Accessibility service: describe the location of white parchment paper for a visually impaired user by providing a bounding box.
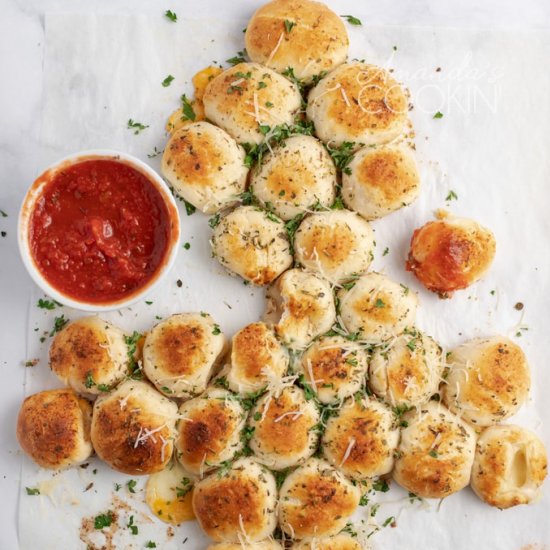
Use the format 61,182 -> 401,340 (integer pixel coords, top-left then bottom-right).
18,12 -> 550,550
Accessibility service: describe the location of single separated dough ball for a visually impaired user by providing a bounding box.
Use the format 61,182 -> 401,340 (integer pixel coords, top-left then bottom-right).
228,322 -> 289,393
322,397 -> 399,480
338,272 -> 418,344
91,380 -> 177,475
442,336 -> 530,427
294,210 -> 375,283
49,316 -> 128,397
297,335 -> 369,404
161,121 -> 248,214
292,534 -> 362,550
143,313 -> 226,398
175,388 -> 246,476
279,457 -> 361,539
307,63 -> 408,147
208,543 -> 283,550
369,329 -> 443,408
211,205 -> 293,285
248,386 -> 320,470
245,0 -> 349,83
265,268 -> 336,349
406,216 -> 496,296
251,135 -> 336,220
342,145 -> 420,220
393,402 -> 476,498
471,424 -> 548,509
193,457 -> 277,542
203,62 -> 302,145
17,388 -> 93,469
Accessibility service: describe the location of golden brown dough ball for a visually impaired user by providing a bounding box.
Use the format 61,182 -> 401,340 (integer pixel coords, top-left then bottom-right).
142,312 -> 227,398
406,216 -> 496,296
265,268 -> 336,350
342,145 -> 420,220
293,210 -> 375,283
193,457 -> 278,542
49,316 -> 128,397
16,388 -> 93,469
297,335 -> 369,404
322,397 -> 399,480
337,272 -> 418,344
227,322 -> 289,394
245,0 -> 349,83
175,388 -> 246,476
442,336 -> 530,427
471,424 -> 548,509
279,458 -> 360,539
161,121 -> 248,214
251,135 -> 337,221
393,402 -> 476,498
91,379 -> 178,475
211,206 -> 293,285
248,386 -> 320,470
369,329 -> 443,408
203,62 -> 302,145
307,63 -> 408,147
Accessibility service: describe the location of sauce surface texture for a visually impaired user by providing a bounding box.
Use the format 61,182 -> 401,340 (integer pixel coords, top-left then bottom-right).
29,159 -> 171,303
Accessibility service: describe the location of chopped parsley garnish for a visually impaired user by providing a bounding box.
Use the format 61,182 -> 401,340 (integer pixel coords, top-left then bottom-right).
127,479 -> 137,493
253,411 -> 262,421
49,315 -> 69,336
234,71 -> 252,79
25,487 -> 40,495
284,19 -> 296,33
400,283 -> 409,295
257,81 -> 267,90
326,141 -> 355,174
164,10 -> 177,22
372,478 -> 390,492
183,199 -> 196,216
183,242 -> 191,250
127,515 -> 138,535
180,94 -> 196,122
214,376 -> 229,389
212,324 -> 221,335
341,14 -> 362,25
382,516 -> 396,528
124,331 -> 143,380
176,477 -> 193,498
147,146 -> 164,158
406,337 -> 417,351
226,50 -> 247,65
284,212 -> 306,255
146,543 -> 157,549
298,374 -> 317,401
429,449 -> 438,458
331,195 -> 345,210
446,190 -> 458,201
37,298 -> 61,310
84,371 -> 95,389
359,494 -> 369,506
0,210 -> 7,217
433,111 -> 444,119
383,247 -> 389,256
374,298 -> 385,308
127,119 -> 149,134
94,511 -> 114,530
145,300 -> 153,305
209,213 -> 220,228
114,483 -> 122,491
162,74 -> 175,87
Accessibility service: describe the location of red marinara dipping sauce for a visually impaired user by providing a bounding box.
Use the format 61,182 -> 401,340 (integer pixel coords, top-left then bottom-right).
29,159 -> 174,304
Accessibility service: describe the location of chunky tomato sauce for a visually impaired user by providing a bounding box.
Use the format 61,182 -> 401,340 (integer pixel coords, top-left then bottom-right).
29,159 -> 172,303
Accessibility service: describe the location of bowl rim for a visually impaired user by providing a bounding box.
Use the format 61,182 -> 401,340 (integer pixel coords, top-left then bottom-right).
18,149 -> 181,312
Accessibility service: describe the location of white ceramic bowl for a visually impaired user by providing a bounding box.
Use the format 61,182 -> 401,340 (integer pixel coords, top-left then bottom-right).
18,150 -> 181,312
